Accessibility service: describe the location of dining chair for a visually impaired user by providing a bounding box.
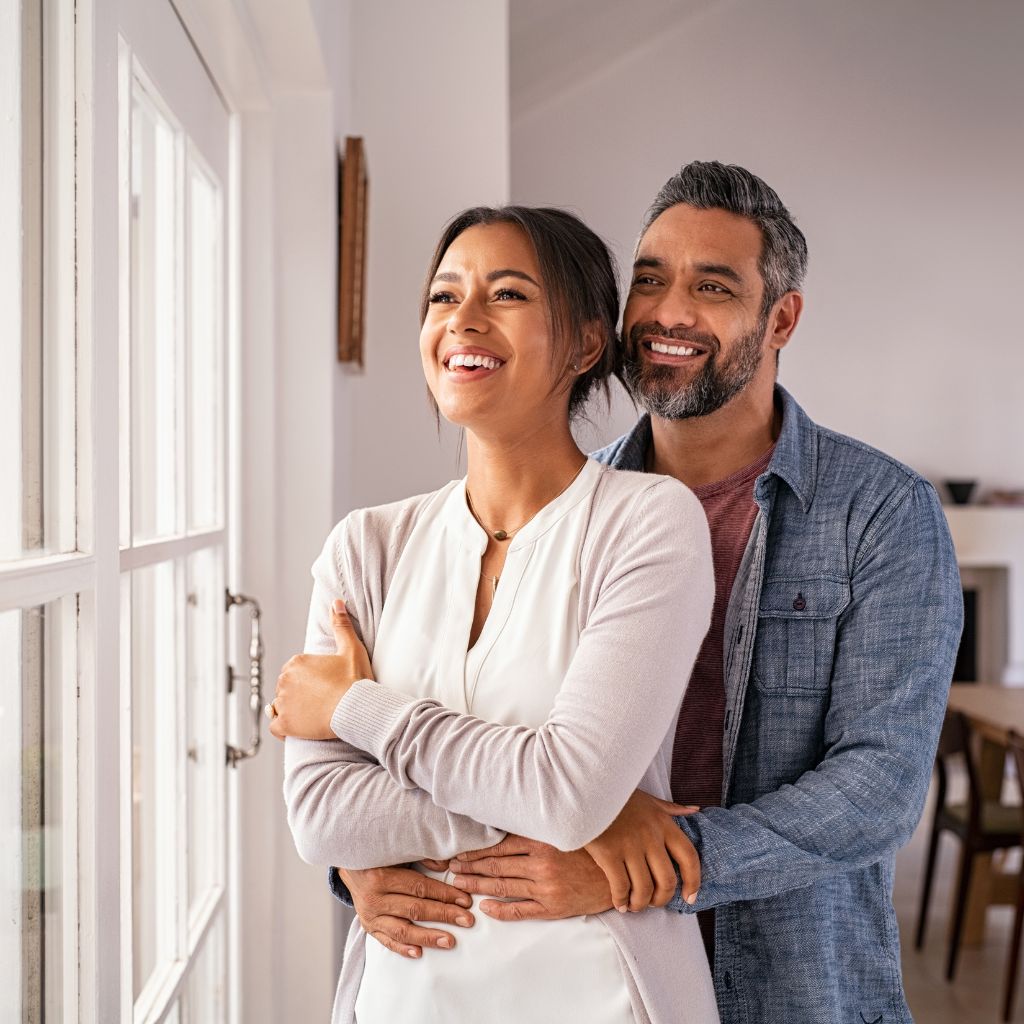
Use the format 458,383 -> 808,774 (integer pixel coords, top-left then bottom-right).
914,709 -> 1023,983
999,731 -> 1024,1021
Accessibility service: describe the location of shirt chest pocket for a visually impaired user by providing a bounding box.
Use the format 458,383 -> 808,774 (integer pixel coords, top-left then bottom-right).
752,577 -> 851,696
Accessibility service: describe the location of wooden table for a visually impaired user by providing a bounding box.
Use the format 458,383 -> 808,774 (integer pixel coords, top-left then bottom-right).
946,683 -> 1024,944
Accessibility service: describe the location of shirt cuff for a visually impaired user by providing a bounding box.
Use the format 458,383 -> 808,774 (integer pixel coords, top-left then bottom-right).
328,866 -> 354,908
331,678 -> 418,758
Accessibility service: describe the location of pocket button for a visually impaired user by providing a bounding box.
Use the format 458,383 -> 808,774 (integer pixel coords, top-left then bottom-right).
792,593 -> 806,611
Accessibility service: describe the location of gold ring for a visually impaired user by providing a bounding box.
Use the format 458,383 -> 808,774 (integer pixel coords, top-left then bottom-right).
264,702 -> 278,720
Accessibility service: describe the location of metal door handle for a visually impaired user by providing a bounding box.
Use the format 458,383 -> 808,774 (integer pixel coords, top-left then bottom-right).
225,589 -> 265,767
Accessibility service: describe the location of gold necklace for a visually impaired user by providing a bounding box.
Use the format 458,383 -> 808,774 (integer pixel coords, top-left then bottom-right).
480,570 -> 500,598
465,460 -> 588,542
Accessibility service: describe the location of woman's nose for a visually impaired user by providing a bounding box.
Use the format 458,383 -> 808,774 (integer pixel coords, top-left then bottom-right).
447,292 -> 487,335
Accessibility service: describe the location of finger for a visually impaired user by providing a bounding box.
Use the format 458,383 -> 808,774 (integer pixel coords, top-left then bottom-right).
331,599 -> 358,653
451,875 -> 533,900
652,797 -> 700,816
667,832 -> 702,905
369,913 -> 463,951
449,855 -> 533,879
418,858 -> 451,873
647,849 -> 680,908
625,854 -> 655,912
378,896 -> 475,928
590,852 -> 631,913
383,869 -> 473,908
457,835 -> 542,861
366,915 -> 429,958
478,899 -> 549,922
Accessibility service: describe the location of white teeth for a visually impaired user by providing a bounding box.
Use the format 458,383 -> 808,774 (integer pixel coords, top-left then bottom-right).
650,341 -> 698,357
445,353 -> 502,370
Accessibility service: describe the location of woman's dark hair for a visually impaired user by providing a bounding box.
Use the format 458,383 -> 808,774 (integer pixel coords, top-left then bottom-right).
421,205 -> 619,420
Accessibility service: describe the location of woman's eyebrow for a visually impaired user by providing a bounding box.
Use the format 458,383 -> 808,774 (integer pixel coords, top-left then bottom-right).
486,268 -> 540,287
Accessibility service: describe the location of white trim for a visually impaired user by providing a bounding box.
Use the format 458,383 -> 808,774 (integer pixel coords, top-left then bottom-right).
119,530 -> 226,573
0,553 -> 94,612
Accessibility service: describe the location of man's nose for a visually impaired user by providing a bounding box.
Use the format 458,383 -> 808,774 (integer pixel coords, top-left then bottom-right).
650,284 -> 698,330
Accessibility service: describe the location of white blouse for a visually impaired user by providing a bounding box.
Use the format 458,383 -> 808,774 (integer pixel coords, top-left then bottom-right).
354,459 -> 636,1023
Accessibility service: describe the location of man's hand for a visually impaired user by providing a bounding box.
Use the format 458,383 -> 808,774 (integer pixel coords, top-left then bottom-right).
449,836 -> 613,921
585,789 -> 701,912
339,865 -> 475,959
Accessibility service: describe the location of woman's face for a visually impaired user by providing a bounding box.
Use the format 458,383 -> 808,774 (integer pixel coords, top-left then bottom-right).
420,222 -> 570,436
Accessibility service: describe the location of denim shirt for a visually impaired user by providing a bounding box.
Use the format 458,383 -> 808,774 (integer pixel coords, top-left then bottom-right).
592,386 -> 963,1024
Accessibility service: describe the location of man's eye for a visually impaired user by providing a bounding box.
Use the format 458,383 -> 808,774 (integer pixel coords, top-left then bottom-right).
698,282 -> 730,295
494,288 -> 527,301
631,275 -> 660,287
428,291 -> 457,304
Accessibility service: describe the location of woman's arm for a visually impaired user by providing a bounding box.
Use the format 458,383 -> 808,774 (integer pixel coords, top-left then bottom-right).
283,523 -> 504,869
330,479 -> 714,852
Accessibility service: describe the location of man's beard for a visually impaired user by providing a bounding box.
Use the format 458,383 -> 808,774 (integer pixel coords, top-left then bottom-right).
620,314 -> 769,420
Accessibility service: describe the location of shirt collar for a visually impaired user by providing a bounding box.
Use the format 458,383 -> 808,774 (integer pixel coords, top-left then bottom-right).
604,385 -> 818,512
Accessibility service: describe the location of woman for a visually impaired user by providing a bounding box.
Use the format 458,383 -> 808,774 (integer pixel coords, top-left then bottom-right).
272,206 -> 718,1023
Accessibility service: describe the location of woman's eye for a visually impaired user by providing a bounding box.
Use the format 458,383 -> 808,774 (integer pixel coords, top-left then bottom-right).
428,291 -> 457,304
631,275 -> 660,287
494,287 -> 526,301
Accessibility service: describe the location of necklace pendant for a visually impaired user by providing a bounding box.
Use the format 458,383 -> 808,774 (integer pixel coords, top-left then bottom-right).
493,530 -> 508,541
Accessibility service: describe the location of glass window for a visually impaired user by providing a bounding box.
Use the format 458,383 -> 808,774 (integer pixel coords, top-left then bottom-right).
129,85 -> 181,544
129,560 -> 179,998
0,601 -> 68,1022
187,158 -> 224,532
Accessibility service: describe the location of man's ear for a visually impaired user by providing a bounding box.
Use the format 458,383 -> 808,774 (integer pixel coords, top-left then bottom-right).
767,291 -> 803,354
577,320 -> 607,375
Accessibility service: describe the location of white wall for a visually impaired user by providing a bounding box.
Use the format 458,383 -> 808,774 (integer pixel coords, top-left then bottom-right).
511,0 -> 1024,494
339,0 -> 511,513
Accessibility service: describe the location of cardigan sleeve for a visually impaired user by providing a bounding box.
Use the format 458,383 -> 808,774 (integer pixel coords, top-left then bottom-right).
283,519 -> 505,869
330,478 -> 714,852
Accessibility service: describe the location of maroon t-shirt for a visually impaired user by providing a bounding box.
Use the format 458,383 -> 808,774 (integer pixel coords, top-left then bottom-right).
670,445 -> 774,808
670,447 -> 774,962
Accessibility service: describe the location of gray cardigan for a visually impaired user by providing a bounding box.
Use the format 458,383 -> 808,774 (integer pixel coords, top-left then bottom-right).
284,465 -> 719,1023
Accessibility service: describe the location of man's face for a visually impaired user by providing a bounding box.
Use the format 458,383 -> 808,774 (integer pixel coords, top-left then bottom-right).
621,204 -> 772,420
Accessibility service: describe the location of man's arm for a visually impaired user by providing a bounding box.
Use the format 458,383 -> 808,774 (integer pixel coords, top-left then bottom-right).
669,479 -> 962,911
451,480 -> 962,918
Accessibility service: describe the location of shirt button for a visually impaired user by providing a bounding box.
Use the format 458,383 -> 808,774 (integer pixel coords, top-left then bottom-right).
793,593 -> 806,611
723,971 -> 733,990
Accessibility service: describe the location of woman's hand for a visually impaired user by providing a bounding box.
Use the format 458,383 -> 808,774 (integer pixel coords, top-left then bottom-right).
584,789 -> 701,913
269,599 -> 374,740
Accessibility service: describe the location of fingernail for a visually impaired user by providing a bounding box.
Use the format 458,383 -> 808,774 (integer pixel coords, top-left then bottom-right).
685,892 -> 698,905
455,915 -> 472,927
682,805 -> 700,812
332,599 -> 345,614
456,896 -> 472,908
408,947 -> 421,958
437,936 -> 452,948
450,860 -> 464,872
616,905 -> 627,914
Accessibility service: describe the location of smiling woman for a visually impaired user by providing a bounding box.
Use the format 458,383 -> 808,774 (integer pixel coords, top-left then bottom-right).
275,205 -> 720,1024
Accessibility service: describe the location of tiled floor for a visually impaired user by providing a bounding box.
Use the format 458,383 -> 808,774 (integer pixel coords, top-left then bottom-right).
896,777 -> 1021,1022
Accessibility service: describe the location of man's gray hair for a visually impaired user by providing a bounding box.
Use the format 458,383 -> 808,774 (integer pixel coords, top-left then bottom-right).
640,161 -> 808,312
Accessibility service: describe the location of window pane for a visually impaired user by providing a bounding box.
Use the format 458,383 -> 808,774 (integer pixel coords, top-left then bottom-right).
130,560 -> 178,998
0,602 -> 66,1022
183,917 -> 225,1023
129,84 -> 180,544
0,0 -> 72,563
187,160 -> 223,532
186,546 -> 224,912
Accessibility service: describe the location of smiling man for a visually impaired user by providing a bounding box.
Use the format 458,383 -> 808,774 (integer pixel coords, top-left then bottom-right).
331,162 -> 964,1023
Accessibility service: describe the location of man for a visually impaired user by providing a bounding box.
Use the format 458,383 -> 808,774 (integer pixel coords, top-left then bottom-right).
332,162 -> 963,1022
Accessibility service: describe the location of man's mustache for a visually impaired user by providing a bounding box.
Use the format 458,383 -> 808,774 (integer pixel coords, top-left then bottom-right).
626,321 -> 721,355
